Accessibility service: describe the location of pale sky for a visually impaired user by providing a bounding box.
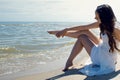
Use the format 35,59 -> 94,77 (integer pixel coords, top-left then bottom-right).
0,0 -> 120,22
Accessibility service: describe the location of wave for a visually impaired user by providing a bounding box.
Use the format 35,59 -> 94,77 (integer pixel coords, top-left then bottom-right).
0,47 -> 20,53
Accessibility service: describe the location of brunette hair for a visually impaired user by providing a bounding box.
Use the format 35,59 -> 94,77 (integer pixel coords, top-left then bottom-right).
96,4 -> 120,52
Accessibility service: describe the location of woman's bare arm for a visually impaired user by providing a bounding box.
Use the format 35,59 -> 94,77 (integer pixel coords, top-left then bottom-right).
66,22 -> 99,31
56,22 -> 99,37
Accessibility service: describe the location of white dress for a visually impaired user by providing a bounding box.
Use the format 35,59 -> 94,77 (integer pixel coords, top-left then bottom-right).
79,33 -> 117,76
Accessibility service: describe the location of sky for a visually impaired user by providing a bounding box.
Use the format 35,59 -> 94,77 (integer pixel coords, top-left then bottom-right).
0,0 -> 120,22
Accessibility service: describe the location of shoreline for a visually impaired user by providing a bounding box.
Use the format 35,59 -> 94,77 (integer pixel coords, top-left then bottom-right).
1,49 -> 120,80
16,54 -> 120,80
0,49 -> 88,80
0,57 -> 67,80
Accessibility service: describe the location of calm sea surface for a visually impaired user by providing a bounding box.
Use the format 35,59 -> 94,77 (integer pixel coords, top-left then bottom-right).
0,22 -> 99,76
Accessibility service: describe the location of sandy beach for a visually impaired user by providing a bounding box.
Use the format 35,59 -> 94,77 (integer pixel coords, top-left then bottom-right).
0,49 -> 120,80
16,54 -> 120,80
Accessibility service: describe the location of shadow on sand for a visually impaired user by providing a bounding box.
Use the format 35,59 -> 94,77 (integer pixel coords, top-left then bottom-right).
46,68 -> 120,80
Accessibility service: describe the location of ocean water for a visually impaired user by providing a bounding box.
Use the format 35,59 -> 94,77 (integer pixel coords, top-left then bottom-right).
0,22 -> 99,76
0,22 -> 80,76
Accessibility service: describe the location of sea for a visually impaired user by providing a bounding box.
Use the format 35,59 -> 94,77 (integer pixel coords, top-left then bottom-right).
0,22 -> 99,76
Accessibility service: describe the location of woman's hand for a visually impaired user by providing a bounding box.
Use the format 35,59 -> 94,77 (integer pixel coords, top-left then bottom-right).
56,28 -> 68,38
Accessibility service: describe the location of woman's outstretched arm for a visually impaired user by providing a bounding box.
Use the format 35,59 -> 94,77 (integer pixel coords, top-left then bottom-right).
65,22 -> 99,31
56,22 -> 99,38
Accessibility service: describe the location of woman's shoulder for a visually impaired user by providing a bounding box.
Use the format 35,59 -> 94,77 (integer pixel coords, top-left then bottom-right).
115,21 -> 120,28
114,21 -> 120,41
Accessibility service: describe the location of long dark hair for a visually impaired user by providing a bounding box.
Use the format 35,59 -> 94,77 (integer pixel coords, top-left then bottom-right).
96,4 -> 120,52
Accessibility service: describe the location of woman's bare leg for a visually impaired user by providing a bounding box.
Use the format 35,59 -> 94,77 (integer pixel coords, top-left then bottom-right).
63,34 -> 95,71
63,36 -> 83,71
48,30 -> 100,71
62,30 -> 100,71
48,30 -> 83,38
48,30 -> 100,44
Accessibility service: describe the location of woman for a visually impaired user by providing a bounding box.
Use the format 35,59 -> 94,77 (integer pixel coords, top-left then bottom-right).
48,4 -> 120,76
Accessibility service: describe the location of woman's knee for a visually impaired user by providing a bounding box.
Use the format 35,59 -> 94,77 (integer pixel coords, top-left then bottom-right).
76,30 -> 90,37
78,34 -> 94,54
78,34 -> 88,41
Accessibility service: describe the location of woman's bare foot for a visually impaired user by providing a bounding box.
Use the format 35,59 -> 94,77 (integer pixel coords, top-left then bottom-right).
47,31 -> 59,35
63,61 -> 73,71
